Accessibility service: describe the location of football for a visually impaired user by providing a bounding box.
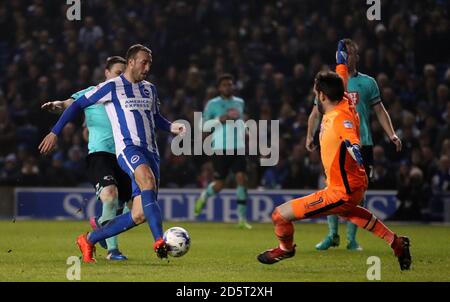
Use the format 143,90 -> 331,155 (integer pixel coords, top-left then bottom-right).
163,227 -> 191,257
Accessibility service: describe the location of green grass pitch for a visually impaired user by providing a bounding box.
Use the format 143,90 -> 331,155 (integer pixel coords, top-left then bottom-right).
0,220 -> 449,282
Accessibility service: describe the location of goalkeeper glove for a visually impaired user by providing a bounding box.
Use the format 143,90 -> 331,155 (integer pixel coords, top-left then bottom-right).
344,139 -> 363,166
336,40 -> 348,65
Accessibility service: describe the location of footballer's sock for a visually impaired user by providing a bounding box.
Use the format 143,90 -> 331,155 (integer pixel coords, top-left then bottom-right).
346,221 -> 358,242
237,203 -> 247,222
105,203 -> 130,251
345,206 -> 395,245
141,189 -> 164,241
98,197 -> 119,224
236,186 -> 248,222
272,209 -> 294,251
87,211 -> 136,245
98,198 -> 120,251
327,215 -> 339,236
122,204 -> 130,214
105,233 -> 119,251
203,182 -> 217,199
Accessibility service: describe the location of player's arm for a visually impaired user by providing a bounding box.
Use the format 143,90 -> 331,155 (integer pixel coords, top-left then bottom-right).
152,88 -> 185,136
373,102 -> 402,151
39,82 -> 113,155
306,103 -> 321,151
335,115 -> 363,165
154,102 -> 185,135
41,87 -> 95,114
226,101 -> 243,121
41,98 -> 74,114
335,40 -> 349,89
367,76 -> 402,152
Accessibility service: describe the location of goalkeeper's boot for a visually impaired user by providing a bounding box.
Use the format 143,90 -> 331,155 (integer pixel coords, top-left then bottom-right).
76,233 -> 96,263
89,216 -> 107,250
257,245 -> 296,265
153,238 -> 169,259
315,234 -> 340,250
194,192 -> 207,217
347,240 -> 363,251
391,235 -> 411,271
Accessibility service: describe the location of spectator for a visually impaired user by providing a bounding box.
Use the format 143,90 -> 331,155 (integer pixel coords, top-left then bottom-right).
43,152 -> 76,187
64,146 -> 86,184
0,153 -> 20,185
261,156 -> 290,189
78,16 -> 104,51
0,0 -> 447,224
431,155 -> 450,193
0,107 -> 16,156
161,154 -> 198,188
371,159 -> 397,190
18,157 -> 41,186
396,167 -> 432,221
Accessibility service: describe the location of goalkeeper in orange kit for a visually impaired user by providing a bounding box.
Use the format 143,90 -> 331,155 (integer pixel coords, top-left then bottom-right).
257,66 -> 412,270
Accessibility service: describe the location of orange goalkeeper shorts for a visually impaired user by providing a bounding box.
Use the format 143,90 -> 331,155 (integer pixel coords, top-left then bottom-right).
277,187 -> 366,221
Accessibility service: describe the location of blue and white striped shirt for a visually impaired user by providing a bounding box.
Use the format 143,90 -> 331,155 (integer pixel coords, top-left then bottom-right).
52,74 -> 171,157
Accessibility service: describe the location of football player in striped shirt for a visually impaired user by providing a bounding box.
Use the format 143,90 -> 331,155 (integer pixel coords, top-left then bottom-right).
39,44 -> 186,262
41,56 -> 131,261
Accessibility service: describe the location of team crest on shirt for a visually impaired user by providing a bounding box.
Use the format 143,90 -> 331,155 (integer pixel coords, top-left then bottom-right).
131,155 -> 140,164
348,92 -> 359,105
143,88 -> 150,96
343,120 -> 354,129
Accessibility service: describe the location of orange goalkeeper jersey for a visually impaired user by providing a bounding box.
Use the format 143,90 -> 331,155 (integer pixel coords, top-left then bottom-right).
319,95 -> 368,194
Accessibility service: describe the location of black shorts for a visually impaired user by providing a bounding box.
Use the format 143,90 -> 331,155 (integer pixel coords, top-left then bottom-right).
211,152 -> 247,180
361,145 -> 374,180
86,152 -> 132,205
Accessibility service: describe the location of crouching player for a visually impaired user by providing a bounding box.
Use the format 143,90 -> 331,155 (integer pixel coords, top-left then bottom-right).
257,71 -> 412,271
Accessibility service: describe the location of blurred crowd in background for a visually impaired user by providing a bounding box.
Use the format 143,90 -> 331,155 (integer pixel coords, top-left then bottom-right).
0,0 -> 449,220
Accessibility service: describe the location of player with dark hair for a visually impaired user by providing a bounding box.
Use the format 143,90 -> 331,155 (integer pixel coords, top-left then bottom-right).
307,39 -> 402,251
42,56 -> 130,261
257,69 -> 411,271
194,73 -> 252,229
39,44 -> 186,262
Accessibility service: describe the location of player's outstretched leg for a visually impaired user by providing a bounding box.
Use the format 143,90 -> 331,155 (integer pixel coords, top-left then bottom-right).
194,182 -> 217,216
315,215 -> 340,250
343,206 -> 411,270
257,208 -> 296,264
77,211 -> 137,263
89,216 -> 107,249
